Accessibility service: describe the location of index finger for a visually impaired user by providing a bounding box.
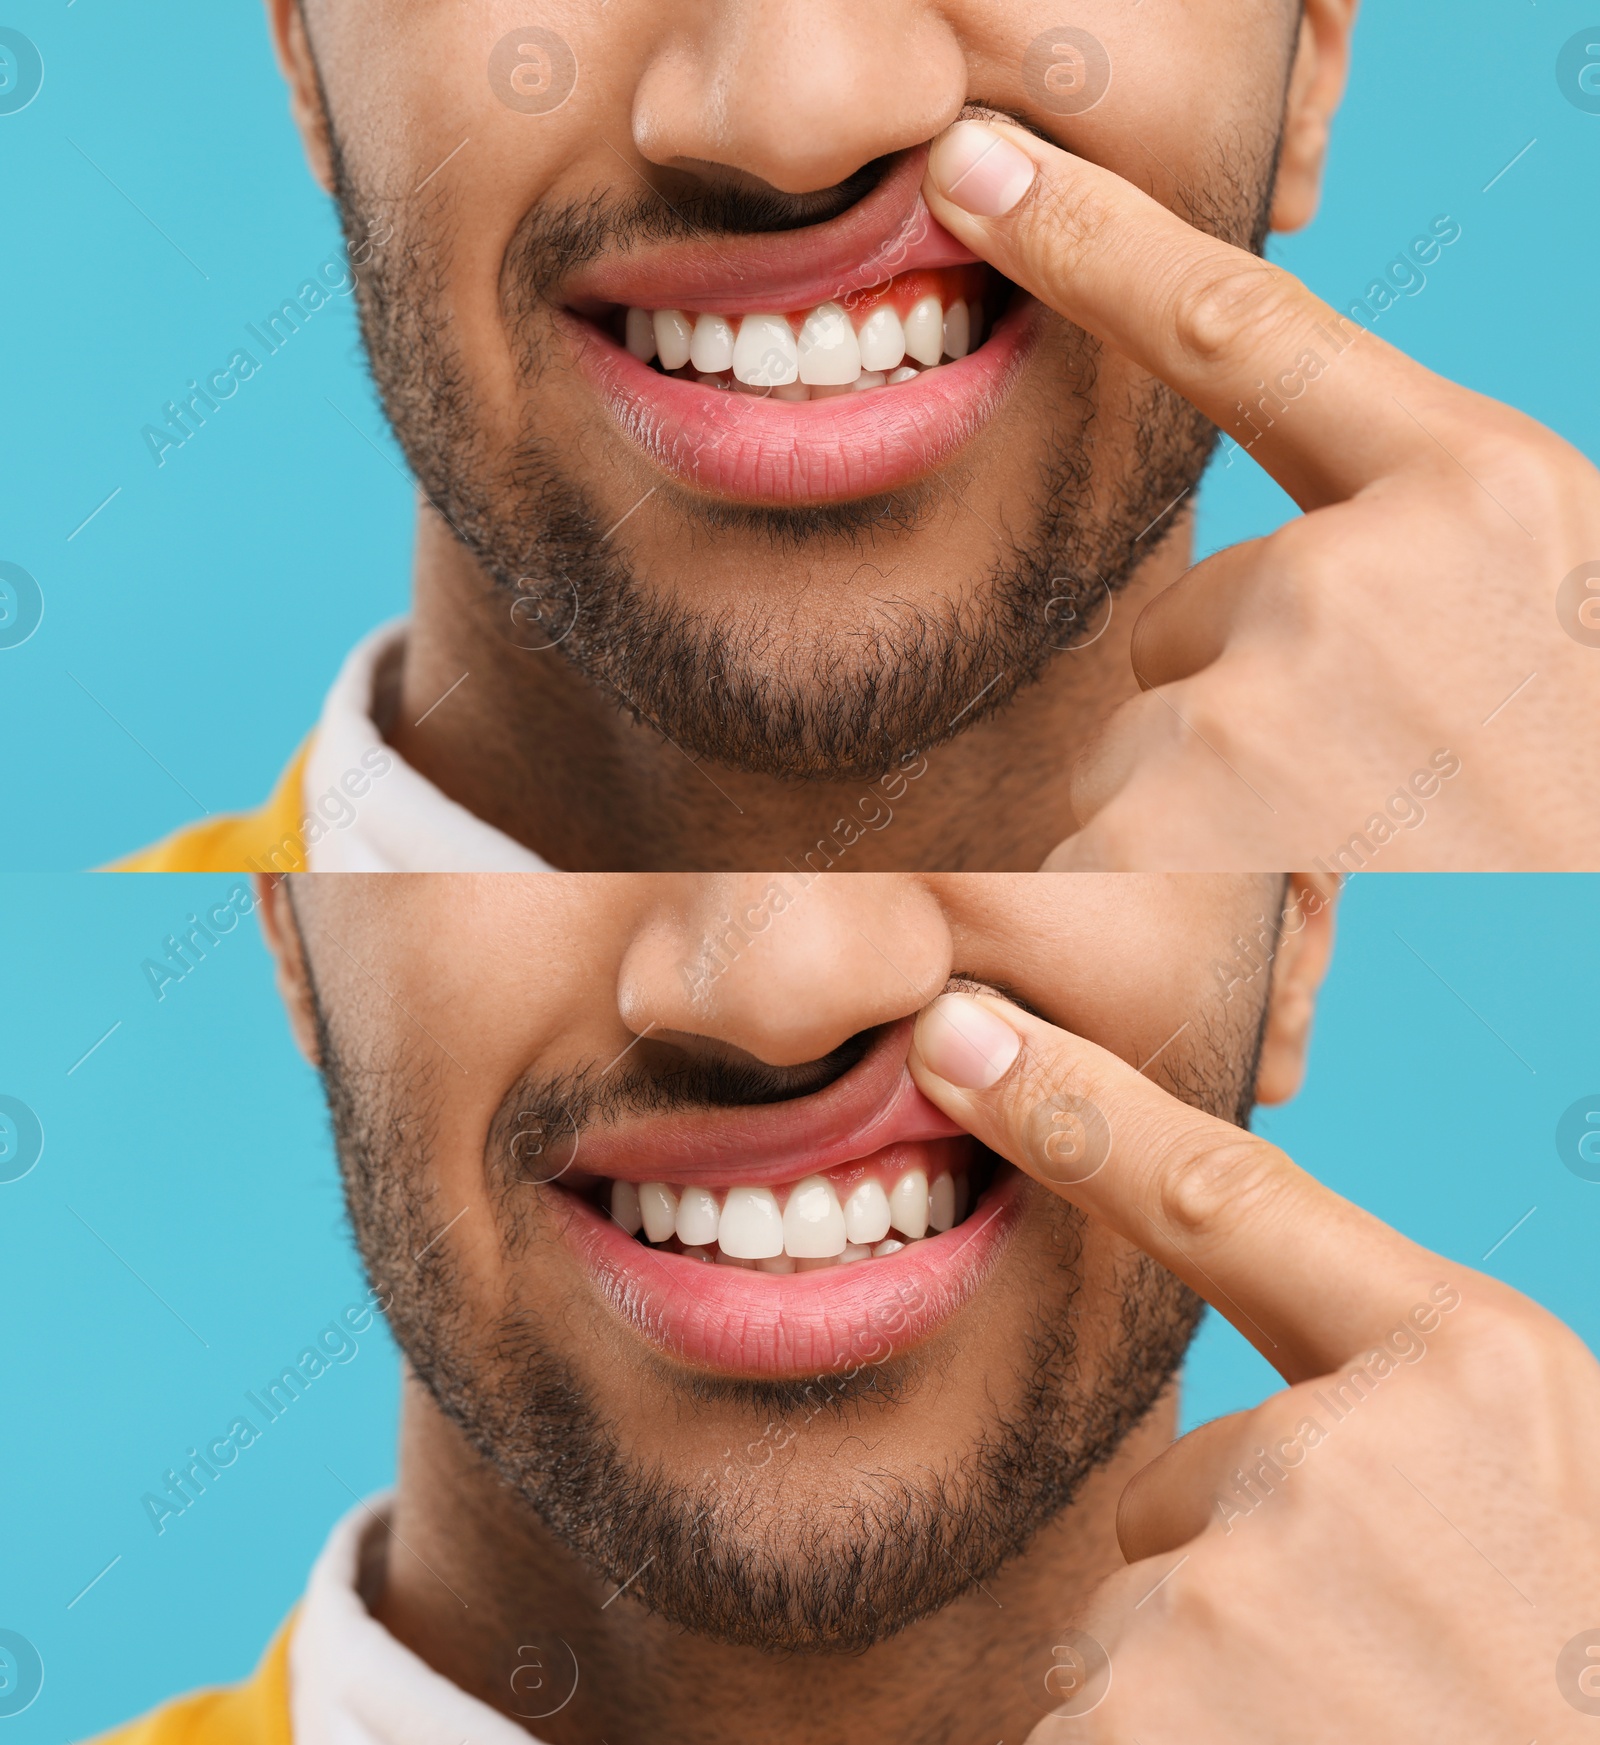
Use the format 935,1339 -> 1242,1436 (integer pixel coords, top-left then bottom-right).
907,990 -> 1460,1382
922,118 -> 1449,509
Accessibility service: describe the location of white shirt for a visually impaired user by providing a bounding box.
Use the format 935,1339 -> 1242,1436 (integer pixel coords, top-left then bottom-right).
289,1495 -> 559,1744
303,620 -> 554,872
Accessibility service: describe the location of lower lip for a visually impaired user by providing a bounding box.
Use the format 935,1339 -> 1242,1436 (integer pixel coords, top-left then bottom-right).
562,297 -> 1043,506
557,1166 -> 1026,1377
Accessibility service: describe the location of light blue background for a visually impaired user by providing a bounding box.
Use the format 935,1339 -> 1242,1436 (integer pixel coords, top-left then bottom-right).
2,2 -> 1598,867
0,873 -> 1596,1737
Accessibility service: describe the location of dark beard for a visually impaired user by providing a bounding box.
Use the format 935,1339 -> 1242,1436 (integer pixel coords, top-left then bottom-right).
318,108 -> 1280,780
306,962 -> 1272,1654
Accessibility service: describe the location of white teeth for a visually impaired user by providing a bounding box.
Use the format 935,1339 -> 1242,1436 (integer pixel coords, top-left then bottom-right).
929,1172 -> 956,1233
856,305 -> 906,372
797,302 -> 861,386
652,309 -> 693,371
689,311 -> 736,374
733,312 -> 799,386
719,1185 -> 785,1259
625,307 -> 657,362
676,1185 -> 720,1248
902,295 -> 944,366
888,1169 -> 930,1240
782,1175 -> 847,1258
610,1180 -> 643,1236
636,288 -> 981,393
843,1178 -> 892,1245
941,300 -> 970,362
632,1167 -> 972,1265
638,1182 -> 679,1244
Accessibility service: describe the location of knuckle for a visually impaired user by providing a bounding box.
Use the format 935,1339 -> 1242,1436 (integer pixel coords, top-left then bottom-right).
1172,262 -> 1300,368
1159,1132 -> 1287,1244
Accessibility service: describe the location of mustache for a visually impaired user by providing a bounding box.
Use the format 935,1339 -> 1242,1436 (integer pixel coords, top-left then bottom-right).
503,156 -> 890,301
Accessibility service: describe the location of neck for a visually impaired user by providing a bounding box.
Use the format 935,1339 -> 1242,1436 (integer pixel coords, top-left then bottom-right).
386,508 -> 1196,871
369,1370 -> 1176,1744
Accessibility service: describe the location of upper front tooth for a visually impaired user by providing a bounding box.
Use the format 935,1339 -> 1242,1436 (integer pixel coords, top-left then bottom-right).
719,1185 -> 785,1259
843,1178 -> 891,1245
942,300 -> 970,361
797,303 -> 860,385
856,305 -> 906,372
653,309 -> 693,371
639,1181 -> 679,1244
625,307 -> 657,362
902,295 -> 944,366
928,1172 -> 956,1232
888,1168 -> 930,1240
782,1175 -> 847,1257
610,1179 -> 643,1236
733,313 -> 799,386
676,1185 -> 720,1247
689,311 -> 736,374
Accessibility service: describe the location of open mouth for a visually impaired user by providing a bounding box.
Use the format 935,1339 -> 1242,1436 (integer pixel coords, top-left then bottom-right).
539,1021 -> 1025,1375
557,146 -> 1042,503
589,263 -> 1012,402
578,1133 -> 1002,1270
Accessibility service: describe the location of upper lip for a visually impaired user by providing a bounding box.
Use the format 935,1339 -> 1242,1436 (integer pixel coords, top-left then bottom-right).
564,145 -> 981,316
565,1019 -> 965,1187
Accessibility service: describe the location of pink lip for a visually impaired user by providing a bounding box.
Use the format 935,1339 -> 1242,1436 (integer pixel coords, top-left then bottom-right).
564,146 -> 979,316
557,1164 -> 1025,1376
563,294 -> 1041,503
568,1020 -> 964,1187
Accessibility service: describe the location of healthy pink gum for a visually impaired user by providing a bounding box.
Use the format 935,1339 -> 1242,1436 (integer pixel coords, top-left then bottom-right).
648,1135 -> 973,1204
659,265 -> 990,332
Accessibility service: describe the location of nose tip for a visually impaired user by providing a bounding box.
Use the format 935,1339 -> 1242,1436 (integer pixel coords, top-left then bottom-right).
630,9 -> 967,198
616,876 -> 954,1068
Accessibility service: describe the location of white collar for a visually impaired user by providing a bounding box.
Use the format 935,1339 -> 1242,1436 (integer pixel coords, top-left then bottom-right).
303,619 -> 555,872
289,1495 -> 557,1745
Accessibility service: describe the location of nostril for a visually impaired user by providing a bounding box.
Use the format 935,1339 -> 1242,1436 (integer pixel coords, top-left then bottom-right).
653,154 -> 894,236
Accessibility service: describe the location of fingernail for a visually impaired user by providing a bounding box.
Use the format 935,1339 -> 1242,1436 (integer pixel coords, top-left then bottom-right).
927,121 -> 1037,218
914,994 -> 1023,1090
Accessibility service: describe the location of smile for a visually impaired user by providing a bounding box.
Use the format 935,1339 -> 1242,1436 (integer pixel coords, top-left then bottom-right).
558,147 -> 1042,505
542,1022 -> 1025,1376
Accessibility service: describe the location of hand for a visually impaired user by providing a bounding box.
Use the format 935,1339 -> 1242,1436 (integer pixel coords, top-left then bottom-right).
908,990 -> 1600,1741
922,119 -> 1600,870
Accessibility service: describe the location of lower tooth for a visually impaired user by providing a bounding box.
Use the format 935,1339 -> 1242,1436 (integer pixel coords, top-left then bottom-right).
757,1255 -> 797,1274
872,1239 -> 906,1258
887,366 -> 919,385
696,373 -> 730,389
852,371 -> 886,392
